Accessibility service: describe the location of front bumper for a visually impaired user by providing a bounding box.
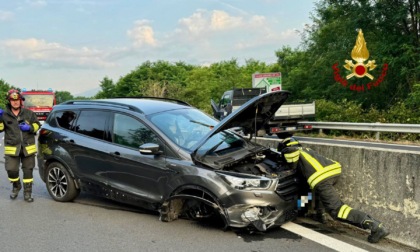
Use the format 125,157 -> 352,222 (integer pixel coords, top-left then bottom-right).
224,196 -> 297,231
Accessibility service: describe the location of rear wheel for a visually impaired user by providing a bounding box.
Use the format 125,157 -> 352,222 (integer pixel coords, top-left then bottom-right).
46,162 -> 80,202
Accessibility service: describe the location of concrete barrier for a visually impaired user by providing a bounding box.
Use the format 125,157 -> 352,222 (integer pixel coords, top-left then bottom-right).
256,138 -> 420,249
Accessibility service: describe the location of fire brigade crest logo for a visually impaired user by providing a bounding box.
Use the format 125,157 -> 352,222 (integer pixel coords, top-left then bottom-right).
332,29 -> 388,92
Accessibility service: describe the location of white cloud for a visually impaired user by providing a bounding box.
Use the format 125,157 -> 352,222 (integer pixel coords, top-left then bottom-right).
0,10 -> 14,21
210,10 -> 243,30
175,9 -> 272,38
1,38 -> 115,68
127,20 -> 157,47
118,8 -> 304,66
177,10 -> 209,36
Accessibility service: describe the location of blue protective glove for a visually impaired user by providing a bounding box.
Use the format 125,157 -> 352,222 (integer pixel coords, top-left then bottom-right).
19,122 -> 31,132
0,109 -> 3,117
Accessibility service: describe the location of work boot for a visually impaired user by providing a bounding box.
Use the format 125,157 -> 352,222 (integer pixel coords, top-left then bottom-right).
362,215 -> 390,243
10,180 -> 22,200
23,182 -> 34,203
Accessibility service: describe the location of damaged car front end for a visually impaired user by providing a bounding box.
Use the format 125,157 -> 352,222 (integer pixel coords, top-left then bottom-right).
155,90 -> 302,232
217,170 -> 300,231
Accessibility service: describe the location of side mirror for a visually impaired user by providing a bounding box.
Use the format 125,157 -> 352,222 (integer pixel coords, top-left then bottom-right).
139,143 -> 162,155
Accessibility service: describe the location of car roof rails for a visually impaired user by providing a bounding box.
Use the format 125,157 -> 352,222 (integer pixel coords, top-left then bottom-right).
61,100 -> 143,113
113,96 -> 192,107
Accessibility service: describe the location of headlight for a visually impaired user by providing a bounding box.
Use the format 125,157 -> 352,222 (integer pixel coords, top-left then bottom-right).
218,172 -> 272,190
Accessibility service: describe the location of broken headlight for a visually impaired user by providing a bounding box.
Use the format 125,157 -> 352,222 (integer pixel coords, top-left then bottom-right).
218,172 -> 272,190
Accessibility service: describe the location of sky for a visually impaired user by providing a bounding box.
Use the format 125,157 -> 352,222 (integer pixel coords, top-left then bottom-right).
0,0 -> 316,96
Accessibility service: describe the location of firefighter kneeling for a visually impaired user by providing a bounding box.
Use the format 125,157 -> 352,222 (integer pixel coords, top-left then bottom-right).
0,89 -> 41,202
278,137 -> 390,243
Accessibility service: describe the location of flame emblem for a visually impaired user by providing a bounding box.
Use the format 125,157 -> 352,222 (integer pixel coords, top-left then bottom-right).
344,29 -> 376,80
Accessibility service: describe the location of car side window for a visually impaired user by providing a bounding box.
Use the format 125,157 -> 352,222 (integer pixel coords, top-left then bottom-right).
221,94 -> 231,107
113,113 -> 158,149
55,111 -> 77,130
74,110 -> 108,140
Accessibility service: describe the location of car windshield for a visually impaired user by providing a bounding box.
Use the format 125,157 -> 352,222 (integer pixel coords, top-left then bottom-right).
149,108 -> 218,151
194,131 -> 246,160
22,94 -> 55,107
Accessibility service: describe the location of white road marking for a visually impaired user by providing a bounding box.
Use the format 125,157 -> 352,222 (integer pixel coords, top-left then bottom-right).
282,222 -> 368,252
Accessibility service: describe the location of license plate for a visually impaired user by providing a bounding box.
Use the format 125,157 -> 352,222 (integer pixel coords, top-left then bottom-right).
285,127 -> 296,131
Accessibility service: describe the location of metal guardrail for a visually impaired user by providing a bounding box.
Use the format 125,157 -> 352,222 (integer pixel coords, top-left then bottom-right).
298,121 -> 420,140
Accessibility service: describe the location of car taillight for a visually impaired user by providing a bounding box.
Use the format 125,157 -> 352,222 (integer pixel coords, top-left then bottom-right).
303,125 -> 312,129
270,127 -> 281,133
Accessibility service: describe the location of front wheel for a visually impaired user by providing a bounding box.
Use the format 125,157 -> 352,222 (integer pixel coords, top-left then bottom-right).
46,162 -> 80,202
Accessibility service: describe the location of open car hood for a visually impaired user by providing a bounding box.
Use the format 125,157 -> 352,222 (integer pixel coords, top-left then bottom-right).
213,90 -> 290,136
191,90 -> 290,158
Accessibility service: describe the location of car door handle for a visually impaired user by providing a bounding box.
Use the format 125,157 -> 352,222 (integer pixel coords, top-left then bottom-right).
110,151 -> 121,157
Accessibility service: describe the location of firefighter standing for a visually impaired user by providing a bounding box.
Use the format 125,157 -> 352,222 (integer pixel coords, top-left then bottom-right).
278,137 -> 390,243
0,89 -> 41,202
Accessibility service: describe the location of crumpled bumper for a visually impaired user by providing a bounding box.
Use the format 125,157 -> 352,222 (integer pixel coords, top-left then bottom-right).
224,203 -> 297,231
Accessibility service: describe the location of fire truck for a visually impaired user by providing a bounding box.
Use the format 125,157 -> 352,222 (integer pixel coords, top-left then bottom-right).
21,88 -> 56,121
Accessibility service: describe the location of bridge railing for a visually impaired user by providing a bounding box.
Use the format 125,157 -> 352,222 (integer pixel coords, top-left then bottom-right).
298,121 -> 420,140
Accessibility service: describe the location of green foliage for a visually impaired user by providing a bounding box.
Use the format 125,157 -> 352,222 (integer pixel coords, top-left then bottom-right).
55,91 -> 74,104
405,83 -> 420,108
95,77 -> 116,98
0,79 -> 13,109
315,99 -> 363,122
294,0 -> 419,110
113,60 -> 193,98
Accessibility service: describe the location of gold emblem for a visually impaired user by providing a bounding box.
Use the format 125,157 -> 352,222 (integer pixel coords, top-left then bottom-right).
344,29 -> 376,80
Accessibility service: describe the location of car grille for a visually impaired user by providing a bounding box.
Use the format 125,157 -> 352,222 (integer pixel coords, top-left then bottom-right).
275,170 -> 301,201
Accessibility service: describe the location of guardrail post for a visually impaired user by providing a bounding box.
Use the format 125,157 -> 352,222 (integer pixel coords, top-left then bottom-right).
376,131 -> 380,140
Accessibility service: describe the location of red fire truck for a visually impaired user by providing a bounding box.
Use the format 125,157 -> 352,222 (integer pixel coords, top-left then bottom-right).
21,88 -> 56,121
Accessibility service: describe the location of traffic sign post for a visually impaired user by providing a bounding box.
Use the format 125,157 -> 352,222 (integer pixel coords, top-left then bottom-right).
252,72 -> 282,92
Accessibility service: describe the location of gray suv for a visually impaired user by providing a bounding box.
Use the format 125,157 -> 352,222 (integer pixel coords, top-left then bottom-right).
37,92 -> 301,232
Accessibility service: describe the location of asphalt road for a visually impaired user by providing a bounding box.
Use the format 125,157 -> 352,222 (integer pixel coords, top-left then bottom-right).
0,134 -> 417,252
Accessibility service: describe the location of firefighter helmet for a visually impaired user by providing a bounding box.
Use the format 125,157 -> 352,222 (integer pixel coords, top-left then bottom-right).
7,89 -> 25,101
6,89 -> 25,108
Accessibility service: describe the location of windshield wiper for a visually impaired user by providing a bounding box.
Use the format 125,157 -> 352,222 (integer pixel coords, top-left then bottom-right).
190,120 -> 214,128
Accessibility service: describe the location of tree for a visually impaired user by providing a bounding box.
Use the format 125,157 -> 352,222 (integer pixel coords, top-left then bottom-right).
113,60 -> 193,98
0,79 -> 13,108
288,0 -> 419,109
55,91 -> 74,104
95,77 -> 116,98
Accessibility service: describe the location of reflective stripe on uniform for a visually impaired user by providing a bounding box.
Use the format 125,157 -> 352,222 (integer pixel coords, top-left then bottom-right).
23,178 -> 34,183
25,144 -> 37,154
0,122 -> 4,131
32,123 -> 40,132
5,146 -> 17,155
287,141 -> 299,146
9,177 -> 20,182
307,163 -> 342,189
337,204 -> 352,219
301,151 -> 324,172
284,150 -> 300,163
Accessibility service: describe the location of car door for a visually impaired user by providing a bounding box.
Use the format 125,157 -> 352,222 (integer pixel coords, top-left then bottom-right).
105,112 -> 177,207
68,109 -> 112,194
